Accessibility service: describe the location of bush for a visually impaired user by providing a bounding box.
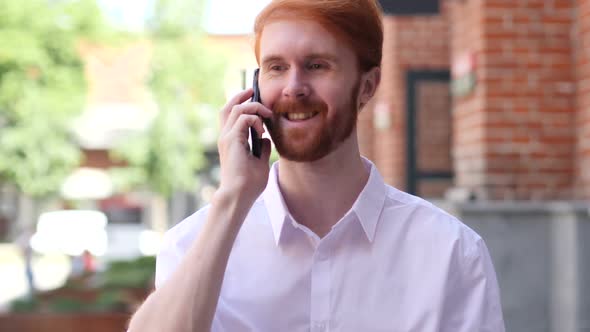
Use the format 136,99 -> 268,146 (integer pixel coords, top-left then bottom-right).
10,255 -> 156,313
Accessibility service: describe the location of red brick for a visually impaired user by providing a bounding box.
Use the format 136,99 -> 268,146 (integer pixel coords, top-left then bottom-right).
486,1 -> 521,9
541,16 -> 572,25
575,0 -> 590,199
554,0 -> 575,9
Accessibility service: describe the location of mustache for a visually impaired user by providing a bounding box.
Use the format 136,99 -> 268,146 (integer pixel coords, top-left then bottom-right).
272,98 -> 328,115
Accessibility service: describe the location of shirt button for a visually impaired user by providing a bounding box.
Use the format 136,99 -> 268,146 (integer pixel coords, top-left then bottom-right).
312,321 -> 327,331
317,249 -> 329,261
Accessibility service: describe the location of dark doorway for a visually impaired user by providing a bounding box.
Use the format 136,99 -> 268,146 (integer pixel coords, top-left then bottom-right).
406,70 -> 453,198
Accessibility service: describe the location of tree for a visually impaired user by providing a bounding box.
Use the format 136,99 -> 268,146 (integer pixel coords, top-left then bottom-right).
0,0 -> 113,228
110,0 -> 227,230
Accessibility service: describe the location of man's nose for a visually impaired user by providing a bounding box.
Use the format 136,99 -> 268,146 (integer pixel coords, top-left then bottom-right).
282,69 -> 310,99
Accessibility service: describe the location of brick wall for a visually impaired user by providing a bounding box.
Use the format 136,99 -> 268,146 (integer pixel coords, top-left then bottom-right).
357,98 -> 376,160
449,0 -> 487,194
373,4 -> 450,190
575,0 -> 590,199
373,18 -> 403,187
450,0 -> 576,200
79,42 -> 151,105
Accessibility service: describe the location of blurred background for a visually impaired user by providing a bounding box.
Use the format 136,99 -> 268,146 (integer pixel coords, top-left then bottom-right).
0,0 -> 588,331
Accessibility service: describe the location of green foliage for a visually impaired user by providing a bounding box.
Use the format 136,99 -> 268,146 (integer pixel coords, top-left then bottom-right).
10,256 -> 156,313
147,0 -> 205,38
99,255 -> 156,289
111,105 -> 209,198
0,115 -> 80,197
90,290 -> 128,312
0,0 -> 226,199
10,297 -> 39,313
149,36 -> 226,108
11,290 -> 129,313
46,297 -> 87,313
112,0 -> 227,198
0,0 -> 114,197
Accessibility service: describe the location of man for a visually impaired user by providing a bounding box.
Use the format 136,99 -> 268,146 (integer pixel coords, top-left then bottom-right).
129,0 -> 505,331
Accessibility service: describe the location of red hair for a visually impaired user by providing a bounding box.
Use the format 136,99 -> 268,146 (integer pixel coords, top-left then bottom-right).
254,0 -> 384,72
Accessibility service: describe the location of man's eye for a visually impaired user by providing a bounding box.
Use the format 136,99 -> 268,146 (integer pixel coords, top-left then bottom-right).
309,63 -> 323,70
270,65 -> 285,71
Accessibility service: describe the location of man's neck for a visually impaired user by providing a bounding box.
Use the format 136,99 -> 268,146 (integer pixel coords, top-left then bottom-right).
277,137 -> 370,238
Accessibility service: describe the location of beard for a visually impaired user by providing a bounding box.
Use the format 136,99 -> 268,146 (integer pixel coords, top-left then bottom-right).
266,80 -> 361,162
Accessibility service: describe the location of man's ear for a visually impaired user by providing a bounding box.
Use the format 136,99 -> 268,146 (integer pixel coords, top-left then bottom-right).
359,67 -> 381,109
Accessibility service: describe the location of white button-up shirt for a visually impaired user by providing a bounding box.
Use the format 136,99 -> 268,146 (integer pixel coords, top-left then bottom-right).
156,158 -> 505,331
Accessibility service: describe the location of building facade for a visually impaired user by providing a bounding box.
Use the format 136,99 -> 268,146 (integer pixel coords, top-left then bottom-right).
360,1 -> 590,331
359,0 -> 590,202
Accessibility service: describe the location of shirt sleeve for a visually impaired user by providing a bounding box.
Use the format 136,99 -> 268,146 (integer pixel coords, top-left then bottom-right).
154,207 -> 210,289
441,237 -> 506,332
154,225 -> 182,289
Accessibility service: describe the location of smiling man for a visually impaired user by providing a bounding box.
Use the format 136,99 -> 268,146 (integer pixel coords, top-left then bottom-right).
129,1 -> 505,331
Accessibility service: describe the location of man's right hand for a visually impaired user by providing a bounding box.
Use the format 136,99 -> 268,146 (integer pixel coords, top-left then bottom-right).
217,89 -> 273,204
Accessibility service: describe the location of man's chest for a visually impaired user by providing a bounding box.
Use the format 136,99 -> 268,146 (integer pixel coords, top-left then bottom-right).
214,240 -> 451,332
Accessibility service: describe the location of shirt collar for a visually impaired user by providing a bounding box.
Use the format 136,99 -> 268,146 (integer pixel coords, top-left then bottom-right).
350,157 -> 388,242
263,157 -> 388,245
263,162 -> 289,245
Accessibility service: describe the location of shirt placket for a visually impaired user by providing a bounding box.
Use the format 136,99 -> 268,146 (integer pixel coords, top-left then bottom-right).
310,243 -> 331,332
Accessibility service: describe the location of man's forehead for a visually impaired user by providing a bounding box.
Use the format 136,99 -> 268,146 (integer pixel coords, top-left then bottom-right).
259,20 -> 348,63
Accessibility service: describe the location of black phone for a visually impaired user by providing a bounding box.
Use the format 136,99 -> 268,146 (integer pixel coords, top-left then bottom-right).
250,68 -> 262,158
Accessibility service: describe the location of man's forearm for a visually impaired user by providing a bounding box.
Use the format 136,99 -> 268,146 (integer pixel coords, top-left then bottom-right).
128,188 -> 254,332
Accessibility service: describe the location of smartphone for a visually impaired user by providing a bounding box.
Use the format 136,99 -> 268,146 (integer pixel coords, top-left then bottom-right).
250,68 -> 262,158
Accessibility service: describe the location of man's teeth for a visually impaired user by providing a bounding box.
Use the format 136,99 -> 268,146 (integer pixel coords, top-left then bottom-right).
286,112 -> 316,121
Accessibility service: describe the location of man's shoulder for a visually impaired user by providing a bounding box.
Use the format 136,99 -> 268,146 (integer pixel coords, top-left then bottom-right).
154,205 -> 212,287
163,196 -> 270,244
161,205 -> 211,249
380,184 -> 483,250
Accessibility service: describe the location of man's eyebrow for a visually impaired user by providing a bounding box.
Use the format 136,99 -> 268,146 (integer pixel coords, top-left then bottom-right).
304,53 -> 339,62
261,53 -> 340,65
261,55 -> 284,65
